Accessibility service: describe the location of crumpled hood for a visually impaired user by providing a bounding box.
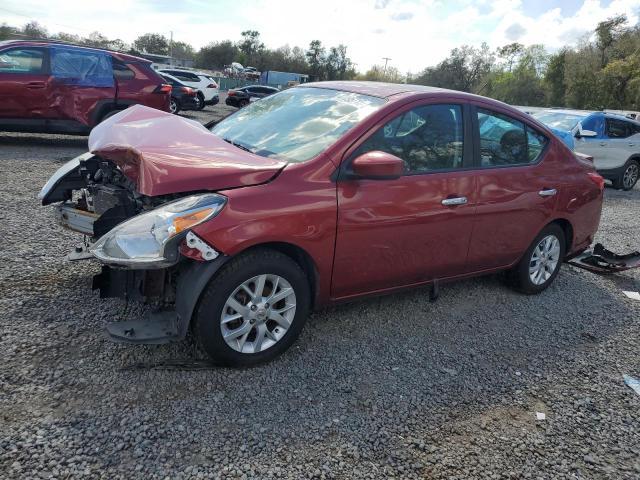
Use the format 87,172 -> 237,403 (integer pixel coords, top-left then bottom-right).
88,104 -> 286,196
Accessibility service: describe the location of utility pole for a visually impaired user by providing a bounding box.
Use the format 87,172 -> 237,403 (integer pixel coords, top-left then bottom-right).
382,57 -> 391,76
169,30 -> 173,65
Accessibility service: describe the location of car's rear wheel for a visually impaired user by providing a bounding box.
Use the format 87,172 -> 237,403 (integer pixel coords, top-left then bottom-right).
507,224 -> 565,294
238,99 -> 249,108
193,249 -> 310,367
613,159 -> 639,190
169,97 -> 180,114
196,92 -> 206,110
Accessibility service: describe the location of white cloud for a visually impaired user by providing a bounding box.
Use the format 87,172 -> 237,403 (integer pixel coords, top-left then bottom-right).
2,0 -> 639,74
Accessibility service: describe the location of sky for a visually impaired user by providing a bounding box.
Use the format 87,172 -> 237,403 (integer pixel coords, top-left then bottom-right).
1,0 -> 640,73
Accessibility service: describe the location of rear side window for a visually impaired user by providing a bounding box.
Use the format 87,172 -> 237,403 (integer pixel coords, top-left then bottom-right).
113,59 -> 135,80
353,104 -> 465,174
477,109 -> 548,167
606,118 -> 632,138
0,48 -> 45,74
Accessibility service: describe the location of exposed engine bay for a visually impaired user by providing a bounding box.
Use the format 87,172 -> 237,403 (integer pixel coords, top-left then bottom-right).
49,155 -> 181,240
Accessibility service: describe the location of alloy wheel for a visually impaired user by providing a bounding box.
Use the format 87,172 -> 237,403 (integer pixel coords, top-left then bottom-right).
529,234 -> 561,285
220,274 -> 296,354
169,99 -> 178,114
623,163 -> 639,189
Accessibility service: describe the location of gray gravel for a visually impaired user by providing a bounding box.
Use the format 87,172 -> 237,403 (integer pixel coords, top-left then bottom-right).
1,101 -> 640,479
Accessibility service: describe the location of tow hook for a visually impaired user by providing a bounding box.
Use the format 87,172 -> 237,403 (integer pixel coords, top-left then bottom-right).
567,243 -> 640,274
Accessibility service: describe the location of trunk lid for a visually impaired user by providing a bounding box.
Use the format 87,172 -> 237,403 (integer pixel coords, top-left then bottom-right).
88,104 -> 286,196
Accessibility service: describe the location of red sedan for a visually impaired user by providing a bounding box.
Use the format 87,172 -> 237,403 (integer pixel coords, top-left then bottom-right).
40,82 -> 604,366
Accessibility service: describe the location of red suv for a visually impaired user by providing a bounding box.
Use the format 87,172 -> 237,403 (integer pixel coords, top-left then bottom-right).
39,82 -> 604,366
0,40 -> 170,134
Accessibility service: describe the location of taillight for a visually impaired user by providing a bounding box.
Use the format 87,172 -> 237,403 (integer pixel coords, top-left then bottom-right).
154,84 -> 172,94
180,86 -> 195,95
587,172 -> 605,191
227,90 -> 236,96
206,83 -> 217,88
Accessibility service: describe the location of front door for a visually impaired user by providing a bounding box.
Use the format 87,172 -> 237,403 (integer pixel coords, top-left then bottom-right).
0,46 -> 51,119
332,102 -> 477,299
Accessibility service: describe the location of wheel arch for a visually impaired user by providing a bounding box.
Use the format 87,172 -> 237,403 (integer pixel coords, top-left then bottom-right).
549,218 -> 574,255
238,242 -> 320,310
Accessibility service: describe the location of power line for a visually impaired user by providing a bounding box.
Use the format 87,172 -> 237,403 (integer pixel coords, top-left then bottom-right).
0,6 -> 95,34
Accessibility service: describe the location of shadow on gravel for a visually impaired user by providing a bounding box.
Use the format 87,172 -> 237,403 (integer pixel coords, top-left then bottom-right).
0,133 -> 87,148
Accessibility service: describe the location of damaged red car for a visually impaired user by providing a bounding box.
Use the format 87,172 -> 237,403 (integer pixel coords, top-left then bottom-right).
0,40 -> 170,134
40,82 -> 605,366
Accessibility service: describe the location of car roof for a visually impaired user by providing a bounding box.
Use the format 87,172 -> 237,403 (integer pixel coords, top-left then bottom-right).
297,80 -> 496,102
160,67 -> 209,76
0,39 -> 150,63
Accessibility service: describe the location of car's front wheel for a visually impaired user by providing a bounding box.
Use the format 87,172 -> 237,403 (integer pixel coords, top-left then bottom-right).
193,249 -> 310,367
507,224 -> 565,294
613,159 -> 639,190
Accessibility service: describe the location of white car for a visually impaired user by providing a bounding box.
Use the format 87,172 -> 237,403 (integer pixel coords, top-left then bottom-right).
158,68 -> 219,110
532,109 -> 640,190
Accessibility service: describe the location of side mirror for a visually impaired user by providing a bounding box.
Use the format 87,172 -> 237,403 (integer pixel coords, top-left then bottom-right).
576,129 -> 597,138
350,151 -> 404,180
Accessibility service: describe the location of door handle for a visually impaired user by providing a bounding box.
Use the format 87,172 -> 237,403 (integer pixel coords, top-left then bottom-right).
539,188 -> 557,197
629,143 -> 635,147
599,142 -> 607,146
441,196 -> 468,206
27,81 -> 46,89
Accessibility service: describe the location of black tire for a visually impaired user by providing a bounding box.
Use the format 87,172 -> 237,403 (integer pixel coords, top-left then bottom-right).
169,97 -> 180,114
507,224 -> 566,295
99,109 -> 122,123
238,99 -> 249,108
612,159 -> 639,190
193,249 -> 311,367
196,92 -> 206,110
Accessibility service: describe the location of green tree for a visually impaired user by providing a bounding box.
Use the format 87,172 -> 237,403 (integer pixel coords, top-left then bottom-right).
22,21 -> 47,39
544,49 -> 567,106
0,23 -> 18,41
306,40 -> 326,80
171,41 -> 195,61
195,40 -> 239,69
133,33 -> 169,55
414,43 -> 494,93
595,14 -> 628,68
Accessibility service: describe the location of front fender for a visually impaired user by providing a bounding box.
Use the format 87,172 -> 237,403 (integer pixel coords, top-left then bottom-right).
175,256 -> 231,338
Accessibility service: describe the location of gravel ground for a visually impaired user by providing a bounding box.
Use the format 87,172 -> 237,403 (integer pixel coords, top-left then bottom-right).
1,101 -> 639,479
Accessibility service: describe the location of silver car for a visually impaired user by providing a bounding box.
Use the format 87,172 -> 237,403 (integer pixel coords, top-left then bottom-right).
532,109 -> 640,190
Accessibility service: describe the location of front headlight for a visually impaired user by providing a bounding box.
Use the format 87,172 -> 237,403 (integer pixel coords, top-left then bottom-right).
90,194 -> 226,268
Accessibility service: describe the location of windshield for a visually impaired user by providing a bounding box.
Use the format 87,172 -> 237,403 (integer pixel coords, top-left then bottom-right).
532,112 -> 585,131
211,87 -> 386,162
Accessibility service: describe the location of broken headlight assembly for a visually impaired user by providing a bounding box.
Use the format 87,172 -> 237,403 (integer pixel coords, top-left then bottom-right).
90,194 -> 226,268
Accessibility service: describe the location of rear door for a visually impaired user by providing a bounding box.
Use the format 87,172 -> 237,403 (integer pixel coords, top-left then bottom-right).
0,46 -> 50,119
332,102 -> 477,298
49,46 -> 116,127
601,117 -> 638,169
467,106 -> 556,271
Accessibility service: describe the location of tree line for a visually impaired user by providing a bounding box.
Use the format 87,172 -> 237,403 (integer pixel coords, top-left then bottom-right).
2,14 -> 639,109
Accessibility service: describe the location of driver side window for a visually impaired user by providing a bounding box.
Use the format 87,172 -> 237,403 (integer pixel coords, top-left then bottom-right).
352,104 -> 464,174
